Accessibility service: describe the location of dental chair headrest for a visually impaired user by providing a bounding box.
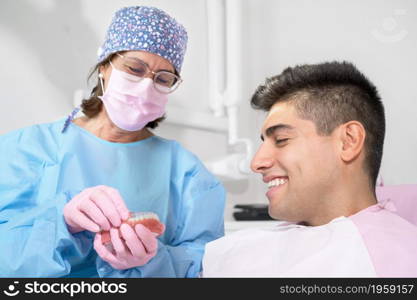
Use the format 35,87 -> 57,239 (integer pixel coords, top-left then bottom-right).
376,184 -> 417,226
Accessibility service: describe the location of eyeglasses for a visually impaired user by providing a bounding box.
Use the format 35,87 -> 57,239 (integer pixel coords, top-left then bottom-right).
113,53 -> 183,94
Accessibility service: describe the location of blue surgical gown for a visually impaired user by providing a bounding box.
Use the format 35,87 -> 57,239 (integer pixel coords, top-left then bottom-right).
0,119 -> 225,277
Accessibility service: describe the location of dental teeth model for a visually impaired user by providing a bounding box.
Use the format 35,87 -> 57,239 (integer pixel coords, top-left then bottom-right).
101,212 -> 164,249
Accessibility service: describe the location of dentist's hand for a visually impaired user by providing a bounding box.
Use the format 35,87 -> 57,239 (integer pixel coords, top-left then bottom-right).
94,223 -> 165,270
63,185 -> 130,234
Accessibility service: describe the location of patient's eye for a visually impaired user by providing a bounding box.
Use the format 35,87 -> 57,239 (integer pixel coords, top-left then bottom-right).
275,138 -> 289,146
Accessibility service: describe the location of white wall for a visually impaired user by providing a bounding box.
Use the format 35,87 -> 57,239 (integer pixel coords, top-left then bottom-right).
1,0 -> 416,221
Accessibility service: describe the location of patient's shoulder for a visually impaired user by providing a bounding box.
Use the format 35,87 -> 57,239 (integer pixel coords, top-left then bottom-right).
350,204 -> 417,236
349,206 -> 417,277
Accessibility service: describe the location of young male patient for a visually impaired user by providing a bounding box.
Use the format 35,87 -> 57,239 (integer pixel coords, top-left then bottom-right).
202,61 -> 417,277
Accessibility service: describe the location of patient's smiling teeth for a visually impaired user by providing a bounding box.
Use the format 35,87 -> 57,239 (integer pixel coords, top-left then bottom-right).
268,178 -> 288,188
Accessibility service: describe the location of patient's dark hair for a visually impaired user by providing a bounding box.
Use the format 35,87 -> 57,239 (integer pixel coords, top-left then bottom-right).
251,61 -> 385,188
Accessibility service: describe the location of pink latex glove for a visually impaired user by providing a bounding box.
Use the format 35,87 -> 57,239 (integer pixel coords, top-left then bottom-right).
94,223 -> 165,270
63,185 -> 130,234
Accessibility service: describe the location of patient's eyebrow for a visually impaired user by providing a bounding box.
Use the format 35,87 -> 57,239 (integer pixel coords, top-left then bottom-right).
261,124 -> 295,141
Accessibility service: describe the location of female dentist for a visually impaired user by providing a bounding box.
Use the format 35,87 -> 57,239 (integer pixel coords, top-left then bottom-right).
0,6 -> 225,278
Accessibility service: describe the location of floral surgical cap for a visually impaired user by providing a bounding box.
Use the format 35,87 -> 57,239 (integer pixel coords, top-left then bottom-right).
97,6 -> 188,73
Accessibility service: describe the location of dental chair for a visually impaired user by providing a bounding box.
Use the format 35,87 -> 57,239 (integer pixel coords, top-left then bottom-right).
376,184 -> 417,226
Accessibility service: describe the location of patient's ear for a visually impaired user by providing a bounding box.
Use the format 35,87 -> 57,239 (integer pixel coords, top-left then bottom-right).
339,121 -> 366,163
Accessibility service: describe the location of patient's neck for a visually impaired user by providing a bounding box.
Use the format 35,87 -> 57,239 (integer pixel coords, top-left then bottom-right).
304,178 -> 377,227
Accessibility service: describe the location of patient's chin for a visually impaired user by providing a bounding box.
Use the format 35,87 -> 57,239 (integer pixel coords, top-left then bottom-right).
269,205 -> 302,223
268,207 -> 289,221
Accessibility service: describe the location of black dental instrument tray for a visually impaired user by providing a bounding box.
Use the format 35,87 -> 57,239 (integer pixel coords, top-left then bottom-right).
233,204 -> 274,221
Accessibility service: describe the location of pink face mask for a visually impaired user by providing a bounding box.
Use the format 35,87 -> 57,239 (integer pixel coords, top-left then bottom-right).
99,64 -> 168,132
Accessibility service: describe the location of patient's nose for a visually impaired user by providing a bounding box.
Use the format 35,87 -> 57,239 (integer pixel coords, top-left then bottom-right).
251,145 -> 274,173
